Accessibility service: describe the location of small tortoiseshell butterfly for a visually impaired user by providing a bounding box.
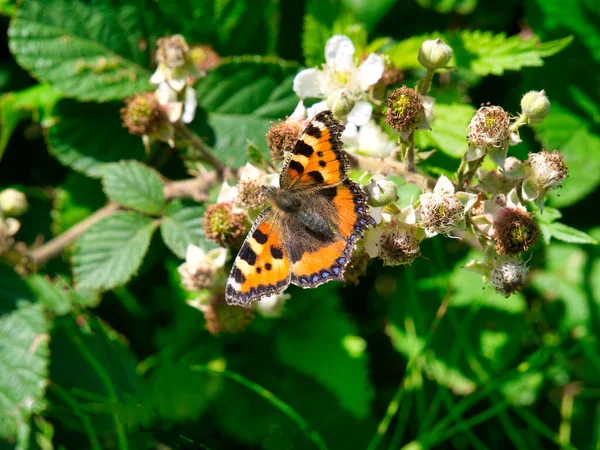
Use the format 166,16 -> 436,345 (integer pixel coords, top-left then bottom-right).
225,110 -> 375,306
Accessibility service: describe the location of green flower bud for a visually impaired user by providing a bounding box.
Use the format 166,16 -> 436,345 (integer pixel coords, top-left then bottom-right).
326,89 -> 356,119
366,175 -> 398,207
0,188 -> 28,217
520,90 -> 550,124
418,38 -> 453,70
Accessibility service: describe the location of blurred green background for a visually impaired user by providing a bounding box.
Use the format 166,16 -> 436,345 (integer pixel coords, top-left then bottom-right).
0,0 -> 599,449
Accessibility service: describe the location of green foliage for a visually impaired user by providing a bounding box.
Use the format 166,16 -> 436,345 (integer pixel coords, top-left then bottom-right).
74,212 -> 158,290
101,161 -> 165,215
48,100 -> 146,177
8,0 -> 152,101
160,202 -> 215,258
194,58 -> 299,167
1,0 -> 599,449
0,265 -> 49,444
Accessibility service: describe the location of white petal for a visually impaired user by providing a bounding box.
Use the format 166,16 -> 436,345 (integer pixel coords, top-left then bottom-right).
306,100 -> 328,119
182,87 -> 197,123
239,162 -> 263,181
434,174 -> 455,193
166,102 -> 183,122
293,68 -> 325,98
509,131 -> 521,146
5,217 -> 20,235
325,35 -> 356,71
216,181 -> 238,204
364,225 -> 384,258
207,247 -> 228,268
185,244 -> 206,264
356,121 -> 395,157
341,122 -> 359,148
521,179 -> 538,201
466,145 -> 485,161
289,101 -> 306,121
456,192 -> 478,212
150,67 -> 166,85
155,82 -> 176,105
357,53 -> 384,90
347,100 -> 372,126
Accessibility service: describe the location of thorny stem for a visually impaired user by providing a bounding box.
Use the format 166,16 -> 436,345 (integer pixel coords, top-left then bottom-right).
173,121 -> 225,177
29,172 -> 219,264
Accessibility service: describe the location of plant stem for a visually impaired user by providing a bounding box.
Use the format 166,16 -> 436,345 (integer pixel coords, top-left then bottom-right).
173,121 -> 225,177
418,68 -> 436,96
29,172 -> 218,264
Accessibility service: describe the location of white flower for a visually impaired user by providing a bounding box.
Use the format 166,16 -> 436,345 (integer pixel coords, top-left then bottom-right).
255,293 -> 289,318
178,244 -> 227,291
364,205 -> 417,258
155,82 -> 197,124
522,150 -> 568,210
216,181 -> 239,204
417,175 -> 477,237
342,121 -> 396,158
293,35 -> 384,125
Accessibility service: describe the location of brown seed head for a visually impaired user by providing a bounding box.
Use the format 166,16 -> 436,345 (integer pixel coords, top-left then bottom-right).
494,207 -> 539,255
120,92 -> 165,136
385,86 -> 424,133
203,203 -> 247,248
266,120 -> 303,162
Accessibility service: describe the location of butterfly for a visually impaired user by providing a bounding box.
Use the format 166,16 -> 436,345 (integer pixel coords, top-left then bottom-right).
225,110 -> 375,306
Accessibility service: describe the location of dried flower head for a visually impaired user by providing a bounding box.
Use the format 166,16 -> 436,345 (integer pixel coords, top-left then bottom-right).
266,120 -> 303,162
236,180 -> 268,210
467,104 -> 511,150
121,92 -> 165,136
203,203 -> 248,247
0,217 -> 20,255
418,175 -> 476,237
189,44 -> 221,73
385,86 -> 424,133
156,34 -> 190,68
494,207 -> 539,255
343,249 -> 370,286
490,257 -> 528,297
379,222 -> 421,266
178,245 -> 227,291
528,150 -> 568,191
199,295 -> 254,334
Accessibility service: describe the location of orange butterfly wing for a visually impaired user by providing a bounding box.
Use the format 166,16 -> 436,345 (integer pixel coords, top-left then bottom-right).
280,110 -> 349,189
289,179 -> 374,287
225,208 -> 291,306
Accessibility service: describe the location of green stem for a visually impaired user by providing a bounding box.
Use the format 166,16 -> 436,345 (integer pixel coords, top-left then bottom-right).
66,323 -> 129,450
50,383 -> 102,450
174,121 -> 225,177
189,365 -> 328,450
418,68 -> 436,96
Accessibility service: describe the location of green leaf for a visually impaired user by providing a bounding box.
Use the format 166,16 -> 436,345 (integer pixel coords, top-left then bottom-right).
27,275 -> 99,315
414,0 -> 478,14
160,202 -> 215,259
543,222 -> 597,245
387,31 -> 572,75
194,58 -> 299,167
101,161 -> 165,215
534,102 -> 600,208
48,99 -> 146,177
74,211 -> 158,290
275,285 -> 373,419
0,264 -> 49,442
448,30 -> 573,76
0,84 -> 61,161
527,0 -> 600,62
341,0 -> 397,30
414,103 -> 474,158
8,0 -> 152,101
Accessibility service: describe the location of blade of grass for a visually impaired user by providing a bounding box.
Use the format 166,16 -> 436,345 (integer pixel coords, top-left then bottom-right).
387,389 -> 414,450
189,365 -> 328,450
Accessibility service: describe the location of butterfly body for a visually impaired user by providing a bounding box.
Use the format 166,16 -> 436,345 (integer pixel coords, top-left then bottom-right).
225,111 -> 375,306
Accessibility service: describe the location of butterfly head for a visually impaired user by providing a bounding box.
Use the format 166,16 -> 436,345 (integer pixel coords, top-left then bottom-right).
263,186 -> 302,214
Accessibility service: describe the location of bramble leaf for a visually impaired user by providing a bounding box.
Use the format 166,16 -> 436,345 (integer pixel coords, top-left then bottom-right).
74,212 -> 158,290
48,100 -> 145,177
160,202 -> 215,259
193,58 -> 299,167
8,0 -> 153,101
101,161 -> 165,215
415,103 -> 474,158
0,264 -> 49,442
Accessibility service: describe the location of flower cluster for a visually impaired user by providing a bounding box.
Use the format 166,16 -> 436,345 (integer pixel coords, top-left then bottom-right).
171,34 -> 569,334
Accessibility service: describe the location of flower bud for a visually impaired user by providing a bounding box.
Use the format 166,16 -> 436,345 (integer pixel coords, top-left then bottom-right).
327,89 -> 356,119
520,90 -> 550,125
266,120 -> 303,162
203,203 -> 248,248
120,92 -> 165,136
366,175 -> 398,207
0,217 -> 20,254
385,86 -> 424,133
418,38 -> 453,70
0,188 -> 28,217
490,257 -> 528,297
